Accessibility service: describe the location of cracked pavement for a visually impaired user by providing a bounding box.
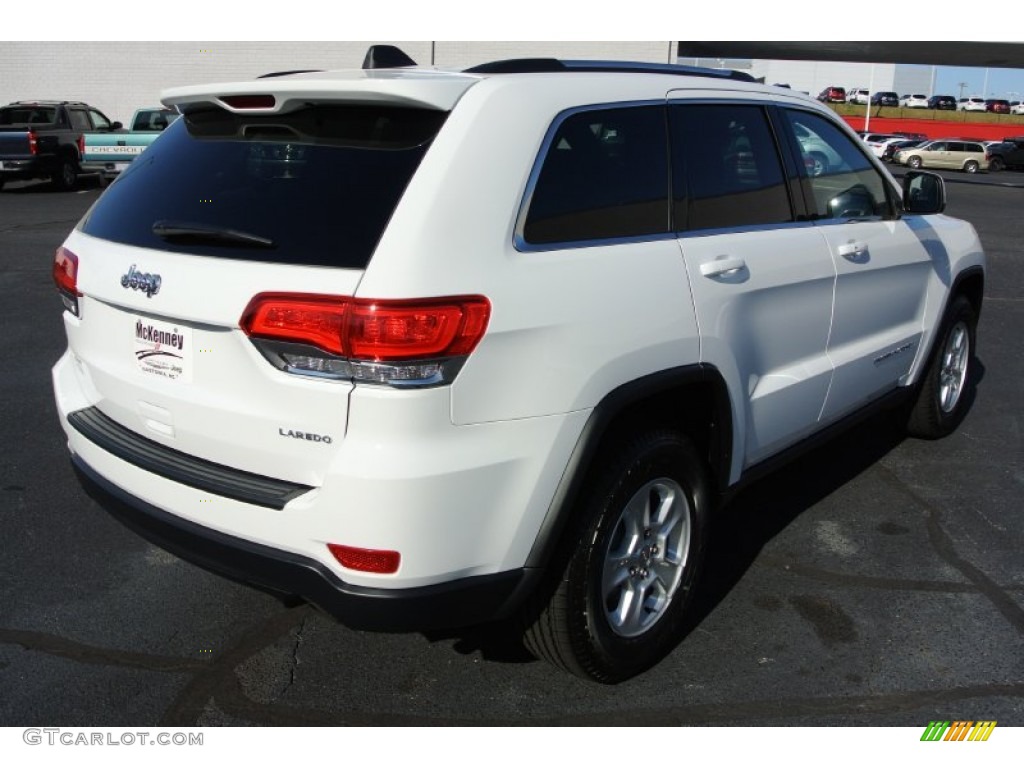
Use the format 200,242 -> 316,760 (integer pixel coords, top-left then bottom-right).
0,175 -> 1021,725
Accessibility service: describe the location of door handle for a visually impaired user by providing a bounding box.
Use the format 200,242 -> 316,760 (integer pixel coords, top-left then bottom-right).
837,242 -> 868,262
699,257 -> 746,277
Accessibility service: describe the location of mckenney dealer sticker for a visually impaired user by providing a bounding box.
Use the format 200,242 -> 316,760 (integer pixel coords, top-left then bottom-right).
134,318 -> 192,383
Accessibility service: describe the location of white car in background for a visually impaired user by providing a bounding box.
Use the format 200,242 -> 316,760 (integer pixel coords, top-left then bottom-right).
861,133 -> 906,158
847,88 -> 870,105
958,96 -> 987,112
1010,101 -> 1024,115
900,94 -> 929,108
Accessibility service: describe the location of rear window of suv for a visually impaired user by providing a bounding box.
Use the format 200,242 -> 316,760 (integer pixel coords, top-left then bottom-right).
78,104 -> 447,269
0,106 -> 57,124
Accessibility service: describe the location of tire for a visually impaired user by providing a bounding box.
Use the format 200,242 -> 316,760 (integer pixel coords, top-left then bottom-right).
989,156 -> 1005,172
907,155 -> 923,169
906,296 -> 977,439
963,160 -> 980,174
51,157 -> 79,191
521,428 -> 710,683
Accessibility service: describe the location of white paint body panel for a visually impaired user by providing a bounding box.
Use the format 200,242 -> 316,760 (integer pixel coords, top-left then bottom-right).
52,65 -> 986,595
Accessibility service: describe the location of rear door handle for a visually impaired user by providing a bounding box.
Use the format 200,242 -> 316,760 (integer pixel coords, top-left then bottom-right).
699,257 -> 746,277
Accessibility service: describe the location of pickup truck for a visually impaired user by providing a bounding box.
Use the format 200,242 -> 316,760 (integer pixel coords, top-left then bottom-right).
0,101 -> 120,191
81,108 -> 179,183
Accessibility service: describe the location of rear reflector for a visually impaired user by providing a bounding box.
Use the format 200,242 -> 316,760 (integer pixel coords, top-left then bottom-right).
328,543 -> 401,574
53,246 -> 81,316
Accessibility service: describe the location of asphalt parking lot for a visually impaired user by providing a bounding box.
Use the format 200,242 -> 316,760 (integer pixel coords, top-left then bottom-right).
0,172 -> 1021,727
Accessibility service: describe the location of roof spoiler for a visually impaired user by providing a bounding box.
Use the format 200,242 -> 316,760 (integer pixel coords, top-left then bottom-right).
362,45 -> 417,70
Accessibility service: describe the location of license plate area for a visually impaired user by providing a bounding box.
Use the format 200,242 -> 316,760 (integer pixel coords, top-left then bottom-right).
133,317 -> 193,383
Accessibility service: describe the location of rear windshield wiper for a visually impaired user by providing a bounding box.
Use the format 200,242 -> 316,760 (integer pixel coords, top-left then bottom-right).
152,220 -> 276,248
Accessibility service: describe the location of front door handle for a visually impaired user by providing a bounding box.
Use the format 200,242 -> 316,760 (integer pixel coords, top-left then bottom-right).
699,256 -> 747,277
837,242 -> 868,262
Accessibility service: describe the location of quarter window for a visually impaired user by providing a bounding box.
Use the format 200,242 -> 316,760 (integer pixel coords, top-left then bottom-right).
782,110 -> 892,220
670,103 -> 792,231
523,106 -> 669,245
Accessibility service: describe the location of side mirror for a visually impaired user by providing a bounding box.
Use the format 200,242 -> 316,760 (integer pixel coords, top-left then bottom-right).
902,171 -> 946,214
110,121 -> 123,131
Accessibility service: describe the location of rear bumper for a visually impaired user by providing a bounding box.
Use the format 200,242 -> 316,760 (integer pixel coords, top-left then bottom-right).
0,157 -> 52,179
73,455 -> 537,631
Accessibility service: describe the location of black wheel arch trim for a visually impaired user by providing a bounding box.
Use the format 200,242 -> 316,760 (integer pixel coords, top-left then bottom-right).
916,265 -> 985,375
524,363 -> 732,569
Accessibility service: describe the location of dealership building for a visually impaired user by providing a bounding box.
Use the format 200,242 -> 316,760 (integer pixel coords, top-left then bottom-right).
2,41 -> 936,126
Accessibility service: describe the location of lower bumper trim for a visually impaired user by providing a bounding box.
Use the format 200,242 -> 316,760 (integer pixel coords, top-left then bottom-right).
72,455 -> 536,632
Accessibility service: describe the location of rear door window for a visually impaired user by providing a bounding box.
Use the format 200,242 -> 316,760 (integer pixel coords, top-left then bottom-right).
69,109 -> 91,132
521,105 -> 669,246
78,104 -> 447,269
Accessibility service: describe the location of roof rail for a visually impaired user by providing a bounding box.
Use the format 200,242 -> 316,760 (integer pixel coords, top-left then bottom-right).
464,58 -> 755,82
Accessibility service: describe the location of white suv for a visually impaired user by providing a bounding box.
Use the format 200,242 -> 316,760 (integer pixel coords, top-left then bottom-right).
958,96 -> 987,112
52,47 -> 985,683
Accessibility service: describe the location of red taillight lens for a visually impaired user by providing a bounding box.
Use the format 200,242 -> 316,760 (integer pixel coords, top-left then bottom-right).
346,298 -> 491,361
241,294 -> 491,362
327,543 -> 400,574
53,246 -> 81,316
77,134 -> 86,155
242,295 -> 347,356
28,129 -> 38,155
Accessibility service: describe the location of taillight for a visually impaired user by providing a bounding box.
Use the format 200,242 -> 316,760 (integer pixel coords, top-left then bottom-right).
241,294 -> 490,387
77,134 -> 86,156
53,246 -> 81,316
27,129 -> 38,155
327,543 -> 400,574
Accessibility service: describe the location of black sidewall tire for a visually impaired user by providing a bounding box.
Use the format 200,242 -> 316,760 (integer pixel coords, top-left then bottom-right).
908,156 -> 922,169
563,430 -> 710,682
964,161 -> 979,174
906,296 -> 977,439
52,158 -> 78,191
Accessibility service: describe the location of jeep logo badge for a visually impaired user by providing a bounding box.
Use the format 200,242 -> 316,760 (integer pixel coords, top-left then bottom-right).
121,265 -> 162,297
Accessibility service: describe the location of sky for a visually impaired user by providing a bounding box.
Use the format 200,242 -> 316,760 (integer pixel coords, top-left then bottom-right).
932,66 -> 1024,100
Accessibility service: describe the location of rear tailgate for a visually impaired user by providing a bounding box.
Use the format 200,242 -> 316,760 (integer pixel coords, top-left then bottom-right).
0,128 -> 32,160
60,80 -> 465,487
61,230 -> 358,486
82,132 -> 155,167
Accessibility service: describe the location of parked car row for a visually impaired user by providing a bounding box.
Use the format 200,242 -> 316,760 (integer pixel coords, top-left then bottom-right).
865,133 -> 1024,172
817,88 -> 1020,114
